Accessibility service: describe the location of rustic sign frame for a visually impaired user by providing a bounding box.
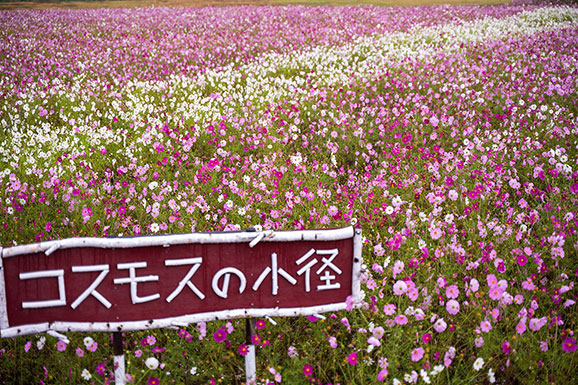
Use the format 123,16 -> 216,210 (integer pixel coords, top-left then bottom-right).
0,227 -> 362,338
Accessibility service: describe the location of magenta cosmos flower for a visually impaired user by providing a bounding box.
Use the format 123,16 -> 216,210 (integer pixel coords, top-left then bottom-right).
302,364 -> 313,377
502,340 -> 511,355
238,344 -> 248,356
347,352 -> 358,365
562,337 -> 577,353
213,328 -> 227,343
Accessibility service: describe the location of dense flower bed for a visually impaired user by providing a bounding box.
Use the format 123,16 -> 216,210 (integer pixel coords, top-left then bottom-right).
1,3 -> 577,384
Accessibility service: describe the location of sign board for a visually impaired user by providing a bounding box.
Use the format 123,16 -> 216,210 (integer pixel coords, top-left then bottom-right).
0,227 -> 362,338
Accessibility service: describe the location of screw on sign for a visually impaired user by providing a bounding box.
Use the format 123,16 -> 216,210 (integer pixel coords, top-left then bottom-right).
0,227 -> 362,385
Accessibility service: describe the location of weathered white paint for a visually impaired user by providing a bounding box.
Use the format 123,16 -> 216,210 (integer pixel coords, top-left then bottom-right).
114,355 -> 125,385
2,227 -> 355,258
245,345 -> 257,385
0,302 -> 352,338
0,248 -> 7,331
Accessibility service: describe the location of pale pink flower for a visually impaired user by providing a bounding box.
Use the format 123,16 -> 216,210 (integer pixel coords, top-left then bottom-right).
327,336 -> 337,349
433,318 -> 447,333
395,315 -> 408,325
445,285 -> 459,299
540,341 -> 548,352
56,341 -> 67,352
411,347 -> 425,362
480,320 -> 492,333
446,299 -> 460,315
368,337 -> 381,347
393,280 -> 408,295
373,327 -> 385,339
430,227 -> 443,240
469,278 -> 479,292
529,317 -> 547,332
488,286 -> 504,301
383,304 -> 396,315
486,274 -> 498,287
475,336 -> 484,347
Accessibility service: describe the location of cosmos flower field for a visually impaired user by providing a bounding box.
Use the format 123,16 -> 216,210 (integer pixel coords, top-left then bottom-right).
1,2 -> 578,384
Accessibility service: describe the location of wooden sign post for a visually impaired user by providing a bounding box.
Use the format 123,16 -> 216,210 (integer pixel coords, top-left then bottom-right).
0,227 -> 362,383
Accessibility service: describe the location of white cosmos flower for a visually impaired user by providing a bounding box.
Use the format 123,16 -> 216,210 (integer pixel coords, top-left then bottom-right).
83,336 -> 94,348
81,369 -> 91,380
145,357 -> 159,370
473,357 -> 485,371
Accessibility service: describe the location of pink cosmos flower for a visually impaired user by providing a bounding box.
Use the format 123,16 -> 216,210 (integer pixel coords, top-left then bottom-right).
345,295 -> 355,310
368,337 -> 381,347
341,317 -> 351,331
446,299 -> 460,315
487,274 -> 498,287
87,341 -> 98,352
56,341 -> 67,352
96,363 -> 106,375
393,280 -> 408,295
377,368 -> 388,381
437,277 -> 447,288
539,341 -> 548,352
480,320 -> 492,333
24,341 -> 31,352
411,347 -> 425,362
327,336 -> 338,349
522,278 -> 535,291
529,317 -> 547,332
475,336 -> 484,347
430,227 -> 442,240
414,309 -> 425,321
395,315 -> 408,325
392,260 -> 404,277
488,286 -> 504,301
445,285 -> 459,299
407,288 -> 419,302
373,326 -> 385,339
516,322 -> 526,334
433,318 -> 447,333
